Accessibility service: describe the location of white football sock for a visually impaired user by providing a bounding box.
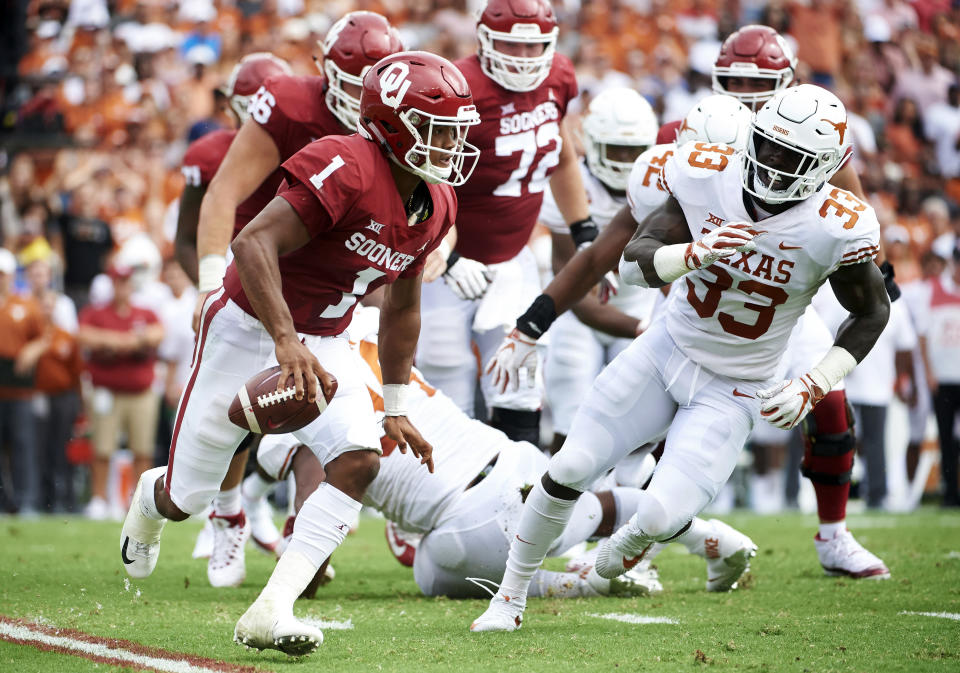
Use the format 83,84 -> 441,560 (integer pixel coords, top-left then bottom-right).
254,550 -> 317,616
285,482 -> 360,568
528,569 -> 594,598
548,491 -> 601,555
213,485 -> 242,517
500,481 -> 577,599
241,472 -> 274,502
138,467 -> 166,521
673,517 -> 711,556
819,520 -> 845,539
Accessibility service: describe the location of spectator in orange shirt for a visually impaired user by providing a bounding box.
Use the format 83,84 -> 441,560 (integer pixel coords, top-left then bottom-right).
77,263 -> 163,519
0,248 -> 45,514
29,290 -> 84,513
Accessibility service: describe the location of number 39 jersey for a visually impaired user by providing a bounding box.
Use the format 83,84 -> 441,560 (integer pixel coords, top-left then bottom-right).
222,135 -> 456,336
654,141 -> 880,380
452,54 -> 578,265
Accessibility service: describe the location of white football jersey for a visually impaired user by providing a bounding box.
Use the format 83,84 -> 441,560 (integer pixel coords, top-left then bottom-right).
540,159 -> 658,317
626,143 -> 676,224
655,141 -> 880,380
355,332 -> 504,533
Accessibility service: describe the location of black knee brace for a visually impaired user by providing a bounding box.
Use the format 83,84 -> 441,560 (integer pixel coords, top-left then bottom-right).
490,407 -> 541,447
800,399 -> 856,486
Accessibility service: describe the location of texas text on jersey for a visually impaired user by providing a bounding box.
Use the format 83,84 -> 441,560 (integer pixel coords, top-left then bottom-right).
654,141 -> 880,380
222,134 -> 456,336
452,53 -> 578,265
233,74 -> 348,236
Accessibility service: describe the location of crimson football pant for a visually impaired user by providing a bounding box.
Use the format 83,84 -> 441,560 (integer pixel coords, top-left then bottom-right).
801,389 -> 855,522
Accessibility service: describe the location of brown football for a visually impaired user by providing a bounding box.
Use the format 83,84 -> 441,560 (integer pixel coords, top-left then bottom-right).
228,365 -> 336,434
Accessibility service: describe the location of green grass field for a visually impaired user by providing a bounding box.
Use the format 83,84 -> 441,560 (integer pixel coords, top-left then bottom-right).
1,509 -> 959,673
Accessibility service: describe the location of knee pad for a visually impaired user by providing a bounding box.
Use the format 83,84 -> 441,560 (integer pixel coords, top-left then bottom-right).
631,490 -> 674,540
801,390 -> 855,486
548,444 -> 602,492
490,408 -> 541,446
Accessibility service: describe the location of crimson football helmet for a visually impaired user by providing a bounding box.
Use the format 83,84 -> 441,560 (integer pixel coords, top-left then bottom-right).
359,52 -> 481,186
321,11 -> 403,130
225,53 -> 292,123
477,0 -> 558,92
742,84 -> 849,204
712,25 -> 797,109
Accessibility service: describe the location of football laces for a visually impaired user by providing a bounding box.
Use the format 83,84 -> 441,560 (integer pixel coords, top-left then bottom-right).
256,386 -> 297,408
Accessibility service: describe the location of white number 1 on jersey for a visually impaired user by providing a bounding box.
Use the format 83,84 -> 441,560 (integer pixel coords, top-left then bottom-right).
320,267 -> 386,319
309,155 -> 346,190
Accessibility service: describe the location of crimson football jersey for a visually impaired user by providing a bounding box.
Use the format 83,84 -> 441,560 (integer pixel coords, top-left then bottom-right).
223,135 -> 457,336
234,74 -> 349,236
452,54 -> 577,265
181,129 -> 236,188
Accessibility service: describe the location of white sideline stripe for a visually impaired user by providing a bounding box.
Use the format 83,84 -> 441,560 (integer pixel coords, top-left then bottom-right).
301,617 -> 353,630
899,611 -> 960,622
588,613 -> 678,625
0,621 -> 230,673
236,385 -> 261,434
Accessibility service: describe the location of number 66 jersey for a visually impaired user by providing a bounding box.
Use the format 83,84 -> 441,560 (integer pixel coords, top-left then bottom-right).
653,141 -> 879,381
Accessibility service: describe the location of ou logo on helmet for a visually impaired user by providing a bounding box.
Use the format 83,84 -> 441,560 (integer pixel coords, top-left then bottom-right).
380,63 -> 412,108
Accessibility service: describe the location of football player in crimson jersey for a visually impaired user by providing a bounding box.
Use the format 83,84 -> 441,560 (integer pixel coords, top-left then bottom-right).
119,51 -> 481,656
178,12 -> 402,585
192,10 -> 403,326
472,84 -> 891,632
174,52 -> 294,586
713,24 -> 893,578
415,0 -> 594,444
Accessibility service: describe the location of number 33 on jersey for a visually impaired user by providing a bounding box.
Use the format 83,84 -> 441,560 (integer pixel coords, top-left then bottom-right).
649,141 -> 879,380
223,134 -> 457,336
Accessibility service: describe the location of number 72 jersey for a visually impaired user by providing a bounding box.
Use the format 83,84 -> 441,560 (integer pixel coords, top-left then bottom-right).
653,141 -> 880,381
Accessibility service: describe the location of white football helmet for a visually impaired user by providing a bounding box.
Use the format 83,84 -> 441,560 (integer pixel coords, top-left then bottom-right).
676,94 -> 753,151
115,233 -> 161,291
742,84 -> 850,204
583,88 -> 658,191
476,0 -> 559,92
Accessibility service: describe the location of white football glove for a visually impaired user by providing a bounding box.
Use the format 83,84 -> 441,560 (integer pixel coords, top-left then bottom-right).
443,256 -> 493,301
485,328 -> 538,394
757,373 -> 827,430
598,271 -> 619,304
684,222 -> 761,270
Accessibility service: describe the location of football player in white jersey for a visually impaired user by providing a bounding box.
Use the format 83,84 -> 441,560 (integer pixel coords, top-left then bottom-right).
472,84 -> 891,632
248,306 -> 756,599
712,25 -> 892,578
538,88 -> 662,453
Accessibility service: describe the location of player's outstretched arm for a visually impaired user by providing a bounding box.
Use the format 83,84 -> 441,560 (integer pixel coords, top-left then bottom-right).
379,274 -> 434,473
758,261 -> 890,430
232,196 -> 334,405
827,259 -> 891,362
174,183 -> 205,285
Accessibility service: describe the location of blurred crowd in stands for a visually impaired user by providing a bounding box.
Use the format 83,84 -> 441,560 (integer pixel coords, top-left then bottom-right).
1,0 -> 959,517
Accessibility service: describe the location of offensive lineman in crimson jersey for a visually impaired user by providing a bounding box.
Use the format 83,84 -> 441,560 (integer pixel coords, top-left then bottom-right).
471,84 -> 890,632
119,51 -> 482,656
415,0 -> 594,444
711,24 -> 892,578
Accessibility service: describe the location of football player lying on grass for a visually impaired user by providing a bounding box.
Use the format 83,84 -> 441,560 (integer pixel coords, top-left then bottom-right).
232,306 -> 757,599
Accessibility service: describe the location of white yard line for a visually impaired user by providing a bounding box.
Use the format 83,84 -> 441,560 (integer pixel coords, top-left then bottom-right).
899,611 -> 960,622
0,619 -> 261,673
587,613 -> 679,625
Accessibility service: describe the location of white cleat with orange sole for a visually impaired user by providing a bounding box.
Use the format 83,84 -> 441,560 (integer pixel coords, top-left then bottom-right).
703,519 -> 757,592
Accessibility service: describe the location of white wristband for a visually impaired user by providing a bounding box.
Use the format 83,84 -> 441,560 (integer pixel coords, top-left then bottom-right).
809,346 -> 858,392
437,239 -> 452,262
382,383 -> 410,417
652,244 -> 693,283
198,254 -> 227,293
